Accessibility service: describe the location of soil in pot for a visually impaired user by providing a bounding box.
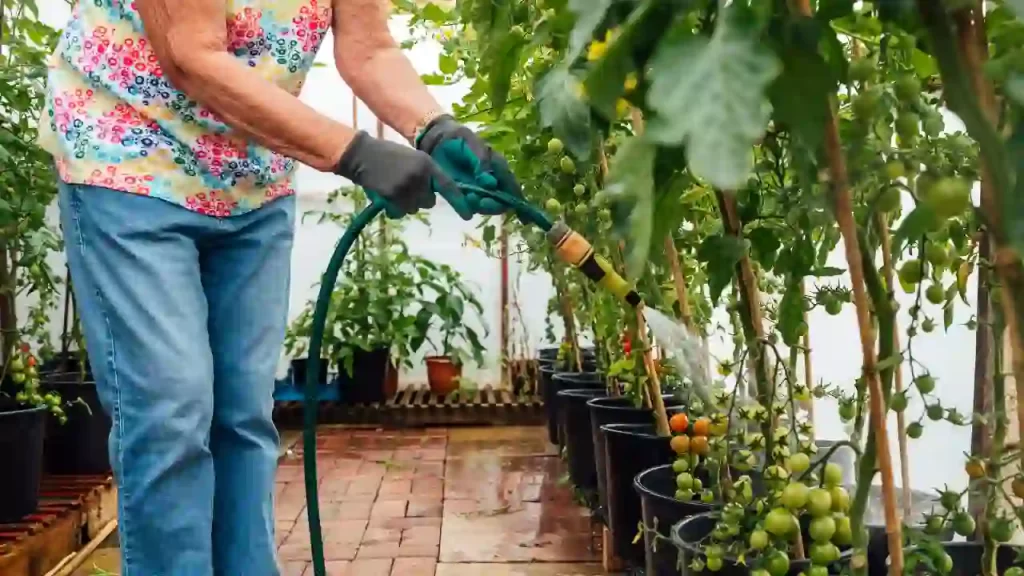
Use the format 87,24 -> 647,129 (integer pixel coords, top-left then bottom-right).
635,464 -> 716,576
672,511 -> 851,576
602,422 -> 676,568
0,399 -> 46,523
40,352 -> 91,380
899,541 -> 1022,575
589,395 -> 684,524
336,347 -> 396,404
42,377 -> 111,475
426,356 -> 461,396
556,388 -> 607,507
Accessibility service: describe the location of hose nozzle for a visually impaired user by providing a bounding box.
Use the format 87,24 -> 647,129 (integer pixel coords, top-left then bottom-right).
546,221 -> 642,308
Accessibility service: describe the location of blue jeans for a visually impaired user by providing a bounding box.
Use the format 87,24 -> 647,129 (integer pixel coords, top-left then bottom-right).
59,182 -> 294,576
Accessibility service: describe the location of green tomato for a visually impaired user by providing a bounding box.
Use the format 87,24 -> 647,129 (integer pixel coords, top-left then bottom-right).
895,112 -> 920,140
676,473 -> 694,490
833,514 -> 853,545
952,511 -> 976,537
848,59 -> 876,84
907,422 -> 924,439
706,556 -> 724,572
809,515 -> 837,543
807,566 -> 829,576
927,404 -> 945,421
926,283 -> 945,305
547,138 -> 564,154
701,489 -> 715,504
573,183 -> 586,197
899,260 -> 923,285
936,551 -> 954,574
809,542 -> 840,565
807,488 -> 833,517
894,75 -> 920,103
923,115 -> 944,138
851,87 -> 882,120
509,25 -> 525,39
922,318 -> 936,333
989,517 -> 1014,543
838,401 -> 855,422
877,187 -> 902,213
1003,567 -> 1024,576
915,374 -> 936,394
559,156 -> 576,175
9,357 -> 24,372
544,198 -> 562,213
765,508 -> 796,537
673,458 -> 690,473
749,529 -> 769,550
926,242 -> 949,267
12,372 -> 25,384
926,178 -> 972,219
823,463 -> 843,487
781,481 -> 809,510
787,453 -> 810,474
885,160 -> 907,181
764,550 -> 791,576
890,392 -> 908,413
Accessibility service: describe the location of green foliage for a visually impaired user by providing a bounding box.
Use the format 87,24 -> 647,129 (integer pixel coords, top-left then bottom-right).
285,188 -> 487,375
0,1 -> 64,411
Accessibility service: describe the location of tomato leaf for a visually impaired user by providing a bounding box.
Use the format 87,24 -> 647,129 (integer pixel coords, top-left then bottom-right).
768,17 -> 837,153
1003,120 -> 1024,260
646,7 -> 780,190
747,227 -> 781,269
537,66 -> 594,160
696,235 -> 746,306
567,0 -> 613,62
606,136 -> 657,279
892,205 -> 941,256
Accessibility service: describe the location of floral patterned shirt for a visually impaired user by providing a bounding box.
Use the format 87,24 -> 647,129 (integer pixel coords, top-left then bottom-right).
38,0 -> 333,217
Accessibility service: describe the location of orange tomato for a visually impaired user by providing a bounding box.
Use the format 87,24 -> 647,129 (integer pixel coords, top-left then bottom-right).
690,435 -> 710,456
965,458 -> 986,480
670,435 -> 691,456
669,413 -> 690,434
692,417 -> 711,437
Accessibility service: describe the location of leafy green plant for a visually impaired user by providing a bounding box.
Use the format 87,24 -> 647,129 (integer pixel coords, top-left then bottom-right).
285,186 -> 487,375
413,262 -> 487,367
0,1 -> 65,415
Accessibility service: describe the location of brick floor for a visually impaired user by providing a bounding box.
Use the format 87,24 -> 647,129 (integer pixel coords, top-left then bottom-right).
276,426 -> 601,575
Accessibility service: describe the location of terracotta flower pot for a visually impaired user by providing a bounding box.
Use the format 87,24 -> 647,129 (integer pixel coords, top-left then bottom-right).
425,356 -> 461,395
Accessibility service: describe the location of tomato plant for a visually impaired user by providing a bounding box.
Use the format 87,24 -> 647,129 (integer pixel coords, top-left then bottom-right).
1,1 -> 65,418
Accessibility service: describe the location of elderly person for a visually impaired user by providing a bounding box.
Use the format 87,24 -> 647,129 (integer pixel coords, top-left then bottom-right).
38,0 -> 519,574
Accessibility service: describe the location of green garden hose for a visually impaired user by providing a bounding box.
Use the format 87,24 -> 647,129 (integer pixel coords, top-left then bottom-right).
300,185 -> 641,576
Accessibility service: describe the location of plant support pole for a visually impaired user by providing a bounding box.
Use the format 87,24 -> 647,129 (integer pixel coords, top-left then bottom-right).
787,1 -> 903,572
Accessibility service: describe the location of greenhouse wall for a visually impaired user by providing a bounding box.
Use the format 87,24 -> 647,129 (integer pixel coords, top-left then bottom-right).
27,0 -> 979,494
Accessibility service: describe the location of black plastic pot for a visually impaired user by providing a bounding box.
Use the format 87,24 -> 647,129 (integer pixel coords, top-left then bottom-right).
540,365 -> 560,444
603,423 -> 676,568
548,371 -> 604,447
42,378 -> 111,475
335,347 -> 394,405
292,357 -> 329,387
673,512 -> 851,576
859,485 -> 946,576
635,464 -> 716,576
0,402 -> 46,522
589,395 -> 684,524
900,541 -> 1023,575
556,388 -> 607,505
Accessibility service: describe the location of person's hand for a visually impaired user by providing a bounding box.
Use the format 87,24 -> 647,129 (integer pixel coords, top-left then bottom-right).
416,114 -> 523,220
334,131 -> 467,219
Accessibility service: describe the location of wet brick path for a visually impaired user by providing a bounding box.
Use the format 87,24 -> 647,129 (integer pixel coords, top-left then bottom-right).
275,426 -> 606,575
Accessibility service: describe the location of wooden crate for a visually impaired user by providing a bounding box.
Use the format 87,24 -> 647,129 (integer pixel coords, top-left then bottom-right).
0,475 -> 117,576
273,385 -> 545,428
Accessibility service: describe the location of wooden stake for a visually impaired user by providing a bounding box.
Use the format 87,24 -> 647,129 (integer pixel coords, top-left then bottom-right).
877,214 -> 912,517
665,235 -> 694,328
636,305 -> 671,437
799,280 -> 815,426
500,218 -> 510,390
788,1 -> 903,572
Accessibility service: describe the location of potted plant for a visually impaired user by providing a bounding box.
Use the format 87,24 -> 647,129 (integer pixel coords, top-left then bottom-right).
286,187 -> 433,404
414,262 -> 487,396
0,5 -> 68,520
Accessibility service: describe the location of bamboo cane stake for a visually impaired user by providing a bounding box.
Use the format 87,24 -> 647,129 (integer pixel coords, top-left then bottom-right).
877,214 -> 913,517
799,280 -> 815,427
787,1 -> 903,572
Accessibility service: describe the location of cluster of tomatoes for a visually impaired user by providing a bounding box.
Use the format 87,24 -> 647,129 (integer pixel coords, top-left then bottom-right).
669,412 -> 714,457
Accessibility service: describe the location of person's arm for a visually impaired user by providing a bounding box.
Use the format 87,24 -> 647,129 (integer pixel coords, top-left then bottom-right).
332,0 -> 445,143
136,0 -> 357,172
